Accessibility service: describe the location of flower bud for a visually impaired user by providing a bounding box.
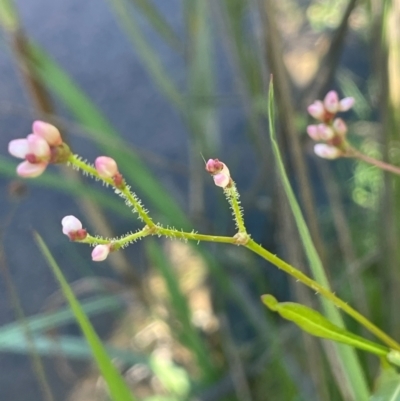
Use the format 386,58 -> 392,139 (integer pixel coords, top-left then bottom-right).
32,121 -> 63,146
205,159 -> 224,174
206,159 -> 231,188
339,97 -> 355,112
92,244 -> 110,261
317,124 -> 335,141
307,100 -> 325,120
95,156 -> 119,179
314,144 -> 341,159
323,91 -> 339,114
306,125 -> 320,141
62,215 -> 87,240
333,118 -> 348,136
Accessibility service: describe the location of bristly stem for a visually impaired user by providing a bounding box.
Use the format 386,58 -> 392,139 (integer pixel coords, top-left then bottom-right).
346,146 -> 400,176
68,155 -> 155,228
224,182 -> 247,233
245,238 -> 400,351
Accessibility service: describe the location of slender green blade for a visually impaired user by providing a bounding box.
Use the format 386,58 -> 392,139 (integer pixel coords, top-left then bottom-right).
35,233 -> 136,401
267,79 -> 369,400
262,295 -> 388,357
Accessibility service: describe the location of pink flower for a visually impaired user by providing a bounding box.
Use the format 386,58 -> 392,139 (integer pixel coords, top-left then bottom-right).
324,91 -> 340,113
95,156 -> 119,179
307,100 -> 325,120
314,144 -> 341,159
8,134 -> 51,178
339,97 -> 355,112
92,244 -> 110,261
205,159 -> 231,188
61,215 -> 87,241
32,121 -> 62,146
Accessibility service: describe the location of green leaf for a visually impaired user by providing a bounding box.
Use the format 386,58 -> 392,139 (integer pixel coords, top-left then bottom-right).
262,295 -> 388,357
34,233 -> 136,401
370,368 -> 400,401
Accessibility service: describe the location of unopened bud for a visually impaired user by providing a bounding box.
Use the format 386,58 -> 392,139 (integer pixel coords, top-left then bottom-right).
92,244 -> 110,261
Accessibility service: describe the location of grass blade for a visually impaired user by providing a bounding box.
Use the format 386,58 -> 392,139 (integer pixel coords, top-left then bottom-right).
34,232 -> 136,401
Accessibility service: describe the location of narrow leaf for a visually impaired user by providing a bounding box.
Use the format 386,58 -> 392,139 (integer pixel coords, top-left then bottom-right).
262,295 -> 388,357
34,233 -> 135,401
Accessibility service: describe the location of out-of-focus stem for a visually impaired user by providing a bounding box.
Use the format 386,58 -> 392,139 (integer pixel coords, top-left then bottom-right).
346,147 -> 400,176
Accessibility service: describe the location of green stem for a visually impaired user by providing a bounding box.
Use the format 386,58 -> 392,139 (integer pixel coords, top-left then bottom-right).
246,238 -> 400,351
69,155 -> 155,228
225,182 -> 246,233
157,227 -> 237,244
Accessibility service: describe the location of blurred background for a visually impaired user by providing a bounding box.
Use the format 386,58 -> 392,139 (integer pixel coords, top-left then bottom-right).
0,0 -> 399,400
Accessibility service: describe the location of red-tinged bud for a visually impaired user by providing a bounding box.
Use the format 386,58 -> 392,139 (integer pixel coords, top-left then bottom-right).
206,159 -> 231,188
92,244 -> 111,261
62,215 -> 87,241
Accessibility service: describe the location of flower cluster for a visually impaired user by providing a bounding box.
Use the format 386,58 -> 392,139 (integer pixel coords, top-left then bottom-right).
8,121 -> 71,177
307,91 -> 354,159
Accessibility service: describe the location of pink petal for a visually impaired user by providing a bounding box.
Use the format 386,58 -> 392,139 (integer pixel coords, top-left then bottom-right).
95,156 -> 118,178
339,97 -> 355,112
306,125 -> 320,141
8,139 -> 29,159
32,121 -> 63,146
92,245 -> 110,261
314,144 -> 341,159
27,134 -> 50,159
16,161 -> 47,177
62,215 -> 83,235
213,173 -> 230,188
323,91 -> 339,113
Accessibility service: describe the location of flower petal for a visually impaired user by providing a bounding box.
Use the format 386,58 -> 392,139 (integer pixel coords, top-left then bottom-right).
8,139 -> 29,159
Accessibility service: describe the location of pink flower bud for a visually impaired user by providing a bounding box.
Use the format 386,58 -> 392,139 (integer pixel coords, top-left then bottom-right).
324,91 -> 339,114
307,100 -> 325,120
95,156 -> 119,178
8,139 -> 29,159
206,159 -> 231,188
16,161 -> 48,178
92,244 -> 110,261
306,125 -> 320,141
317,124 -> 334,140
205,159 -> 224,174
314,144 -> 341,159
333,118 -> 348,135
339,97 -> 355,112
27,134 -> 51,159
62,215 -> 87,240
32,121 -> 63,146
